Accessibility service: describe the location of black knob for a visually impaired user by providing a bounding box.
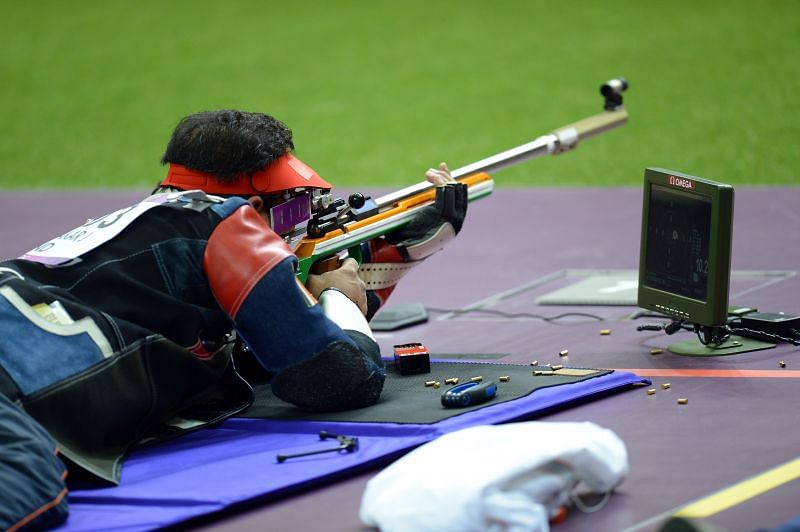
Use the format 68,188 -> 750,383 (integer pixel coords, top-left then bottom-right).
600,77 -> 628,96
348,193 -> 365,209
306,221 -> 324,238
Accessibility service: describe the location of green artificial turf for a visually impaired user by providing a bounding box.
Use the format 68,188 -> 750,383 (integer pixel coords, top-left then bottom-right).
0,0 -> 798,189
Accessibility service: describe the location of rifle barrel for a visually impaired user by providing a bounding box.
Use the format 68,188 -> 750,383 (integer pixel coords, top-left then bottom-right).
374,107 -> 628,208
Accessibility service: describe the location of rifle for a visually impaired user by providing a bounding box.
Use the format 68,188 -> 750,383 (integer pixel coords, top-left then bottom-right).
294,78 -> 630,282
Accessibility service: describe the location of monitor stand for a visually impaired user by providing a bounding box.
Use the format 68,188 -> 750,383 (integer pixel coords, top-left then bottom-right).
668,335 -> 775,356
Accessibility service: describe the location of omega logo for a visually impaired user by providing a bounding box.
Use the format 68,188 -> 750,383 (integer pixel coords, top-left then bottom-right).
668,175 -> 694,189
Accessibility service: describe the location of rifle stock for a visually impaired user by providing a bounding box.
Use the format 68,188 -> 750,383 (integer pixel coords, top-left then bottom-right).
295,172 -> 494,281
294,80 -> 629,282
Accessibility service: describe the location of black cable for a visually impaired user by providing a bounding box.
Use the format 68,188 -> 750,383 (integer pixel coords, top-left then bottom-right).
425,307 -> 606,323
729,327 -> 800,346
695,325 -> 730,347
664,320 -> 687,335
636,320 -> 694,334
628,310 -> 671,320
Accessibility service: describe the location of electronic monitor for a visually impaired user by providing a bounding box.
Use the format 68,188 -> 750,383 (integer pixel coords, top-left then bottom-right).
637,167 -> 734,330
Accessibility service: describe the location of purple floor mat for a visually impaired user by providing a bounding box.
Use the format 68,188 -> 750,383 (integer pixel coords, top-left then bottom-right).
59,370 -> 645,531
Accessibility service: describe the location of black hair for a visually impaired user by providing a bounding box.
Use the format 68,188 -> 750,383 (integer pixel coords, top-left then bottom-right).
160,110 -> 295,181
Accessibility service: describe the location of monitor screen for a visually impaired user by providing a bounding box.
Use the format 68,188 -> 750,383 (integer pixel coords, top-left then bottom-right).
644,183 -> 712,301
637,168 -> 734,327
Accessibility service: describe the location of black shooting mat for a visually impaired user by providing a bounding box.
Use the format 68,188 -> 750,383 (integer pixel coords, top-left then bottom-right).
241,361 -> 612,424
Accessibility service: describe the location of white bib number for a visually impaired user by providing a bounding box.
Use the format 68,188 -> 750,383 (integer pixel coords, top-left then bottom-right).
22,192 -> 187,266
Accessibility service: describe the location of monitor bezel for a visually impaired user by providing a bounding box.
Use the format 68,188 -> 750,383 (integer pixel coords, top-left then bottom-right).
637,167 -> 735,327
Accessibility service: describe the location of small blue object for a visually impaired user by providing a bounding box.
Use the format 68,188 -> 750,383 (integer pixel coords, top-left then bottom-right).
440,381 -> 498,408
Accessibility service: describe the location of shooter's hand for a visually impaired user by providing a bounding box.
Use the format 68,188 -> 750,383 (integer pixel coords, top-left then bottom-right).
388,163 -> 467,241
306,258 -> 368,316
425,162 -> 456,186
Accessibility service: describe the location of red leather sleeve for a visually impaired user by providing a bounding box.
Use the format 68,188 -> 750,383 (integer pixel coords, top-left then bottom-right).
203,206 -> 294,318
365,237 -> 405,263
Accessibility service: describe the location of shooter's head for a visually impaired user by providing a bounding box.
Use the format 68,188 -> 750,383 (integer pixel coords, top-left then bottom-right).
158,109 -> 331,235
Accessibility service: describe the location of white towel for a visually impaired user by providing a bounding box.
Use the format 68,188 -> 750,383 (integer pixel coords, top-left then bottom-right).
359,421 -> 628,532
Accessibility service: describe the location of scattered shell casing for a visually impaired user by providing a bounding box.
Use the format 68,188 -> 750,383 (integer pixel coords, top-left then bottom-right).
779,360 -> 786,368
424,380 -> 436,387
677,398 -> 689,405
433,381 -> 441,389
600,329 -> 611,335
661,383 -> 671,390
559,350 -> 569,357
499,375 -> 510,382
469,376 -> 483,383
551,364 -> 564,371
650,348 -> 663,355
445,377 -> 459,385
533,370 -> 555,376
530,360 -> 539,366
646,388 -> 657,395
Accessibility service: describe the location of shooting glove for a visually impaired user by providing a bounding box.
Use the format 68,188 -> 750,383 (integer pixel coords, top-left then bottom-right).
359,182 -> 468,320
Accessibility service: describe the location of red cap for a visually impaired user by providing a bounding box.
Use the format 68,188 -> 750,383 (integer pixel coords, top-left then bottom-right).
161,153 -> 331,195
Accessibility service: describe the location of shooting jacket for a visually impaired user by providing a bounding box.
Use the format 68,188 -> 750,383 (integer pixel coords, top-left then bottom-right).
0,191 -> 381,483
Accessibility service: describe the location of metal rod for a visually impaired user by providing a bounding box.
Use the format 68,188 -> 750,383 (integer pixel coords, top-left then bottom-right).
374,107 -> 628,208
450,134 -> 555,179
